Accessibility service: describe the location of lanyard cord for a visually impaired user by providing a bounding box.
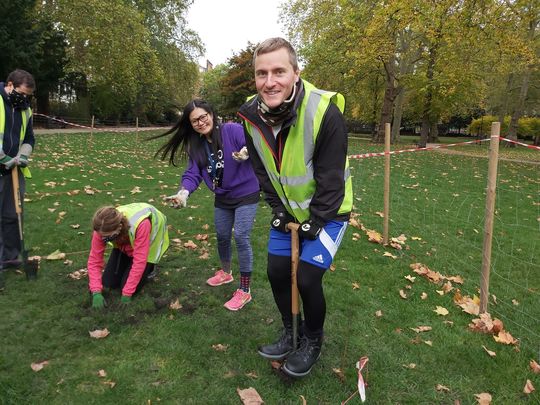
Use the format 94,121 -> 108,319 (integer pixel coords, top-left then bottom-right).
204,140 -> 217,180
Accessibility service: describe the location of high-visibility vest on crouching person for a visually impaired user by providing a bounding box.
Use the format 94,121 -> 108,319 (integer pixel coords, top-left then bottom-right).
0,96 -> 32,178
243,79 -> 353,222
117,203 -> 170,263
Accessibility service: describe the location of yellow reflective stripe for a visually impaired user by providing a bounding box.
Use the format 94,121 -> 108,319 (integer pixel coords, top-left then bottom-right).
279,167 -> 313,186
20,108 -> 31,144
288,198 -> 311,211
0,97 -> 4,142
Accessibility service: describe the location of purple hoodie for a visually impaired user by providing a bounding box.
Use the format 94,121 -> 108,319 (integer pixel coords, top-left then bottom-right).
181,123 -> 260,199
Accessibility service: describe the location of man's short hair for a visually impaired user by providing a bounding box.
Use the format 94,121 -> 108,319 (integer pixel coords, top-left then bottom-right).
253,37 -> 299,71
6,69 -> 36,90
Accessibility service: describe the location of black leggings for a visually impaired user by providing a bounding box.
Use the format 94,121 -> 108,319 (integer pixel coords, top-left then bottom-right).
102,248 -> 154,294
267,253 -> 326,337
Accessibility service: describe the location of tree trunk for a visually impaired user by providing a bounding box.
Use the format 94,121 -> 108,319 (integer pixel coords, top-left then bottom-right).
370,74 -> 382,140
418,38 -> 439,148
428,121 -> 439,143
391,88 -> 405,143
420,117 -> 430,147
506,67 -> 531,143
374,57 -> 399,143
507,13 -> 536,145
498,73 -> 513,124
375,85 -> 398,143
36,90 -> 50,115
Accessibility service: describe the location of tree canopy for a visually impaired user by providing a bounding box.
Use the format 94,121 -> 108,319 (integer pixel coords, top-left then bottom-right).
280,0 -> 539,143
1,0 -> 202,123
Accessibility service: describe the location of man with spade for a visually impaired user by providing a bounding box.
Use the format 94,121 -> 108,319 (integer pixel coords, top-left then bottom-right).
238,38 -> 352,378
0,69 -> 35,276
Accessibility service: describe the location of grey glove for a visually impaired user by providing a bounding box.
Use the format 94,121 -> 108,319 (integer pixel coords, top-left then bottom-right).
0,155 -> 18,169
17,155 -> 29,167
232,146 -> 249,161
17,144 -> 32,167
164,189 -> 189,208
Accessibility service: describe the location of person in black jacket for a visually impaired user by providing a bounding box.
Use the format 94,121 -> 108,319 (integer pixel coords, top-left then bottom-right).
0,69 -> 35,272
238,38 -> 353,378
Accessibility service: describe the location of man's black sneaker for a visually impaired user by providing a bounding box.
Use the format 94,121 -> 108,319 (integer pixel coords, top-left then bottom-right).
257,328 -> 294,360
282,335 -> 323,377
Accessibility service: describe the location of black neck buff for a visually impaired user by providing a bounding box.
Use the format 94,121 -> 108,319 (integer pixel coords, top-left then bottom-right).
9,89 -> 31,109
257,81 -> 300,127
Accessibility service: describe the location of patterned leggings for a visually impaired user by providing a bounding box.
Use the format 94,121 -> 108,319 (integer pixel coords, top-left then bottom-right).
214,203 -> 258,273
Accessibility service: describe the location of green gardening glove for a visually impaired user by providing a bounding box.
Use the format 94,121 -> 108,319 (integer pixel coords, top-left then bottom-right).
120,295 -> 132,304
92,292 -> 106,309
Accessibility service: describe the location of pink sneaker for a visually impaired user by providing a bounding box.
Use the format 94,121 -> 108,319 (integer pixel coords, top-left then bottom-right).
224,289 -> 252,311
206,269 -> 234,287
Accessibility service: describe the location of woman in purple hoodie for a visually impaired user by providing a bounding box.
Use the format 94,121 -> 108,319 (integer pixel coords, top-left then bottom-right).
154,100 -> 260,311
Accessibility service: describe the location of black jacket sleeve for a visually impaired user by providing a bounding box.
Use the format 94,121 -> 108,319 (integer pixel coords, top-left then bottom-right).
310,103 -> 349,223
243,126 -> 286,213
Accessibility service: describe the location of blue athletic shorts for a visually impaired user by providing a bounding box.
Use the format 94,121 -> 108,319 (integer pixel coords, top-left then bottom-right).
268,220 -> 348,269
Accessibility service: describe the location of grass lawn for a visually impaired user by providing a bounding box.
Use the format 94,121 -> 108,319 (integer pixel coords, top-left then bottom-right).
0,131 -> 538,404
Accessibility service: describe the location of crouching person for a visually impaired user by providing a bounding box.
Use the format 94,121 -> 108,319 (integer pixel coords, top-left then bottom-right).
87,203 -> 170,309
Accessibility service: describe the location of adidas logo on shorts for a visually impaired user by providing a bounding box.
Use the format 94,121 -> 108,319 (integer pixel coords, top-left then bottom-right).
312,254 -> 324,263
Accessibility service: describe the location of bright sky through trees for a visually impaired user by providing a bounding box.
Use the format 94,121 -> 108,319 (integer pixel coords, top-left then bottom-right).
187,0 -> 287,66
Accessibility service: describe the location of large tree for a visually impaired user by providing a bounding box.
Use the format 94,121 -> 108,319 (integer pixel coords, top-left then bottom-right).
282,0 -> 524,144
499,0 -> 539,142
0,0 -> 67,115
219,43 -> 257,117
199,64 -> 228,114
37,0 -> 201,122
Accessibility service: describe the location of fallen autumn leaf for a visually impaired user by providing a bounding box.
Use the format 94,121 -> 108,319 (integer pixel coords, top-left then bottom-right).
237,387 -> 264,405
89,328 -> 110,339
31,360 -> 49,372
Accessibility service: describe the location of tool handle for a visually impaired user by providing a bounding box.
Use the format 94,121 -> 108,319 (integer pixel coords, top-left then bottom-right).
287,222 -> 300,348
287,222 -> 300,315
11,168 -> 22,215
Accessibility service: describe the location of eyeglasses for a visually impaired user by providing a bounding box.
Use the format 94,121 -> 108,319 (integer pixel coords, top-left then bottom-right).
190,113 -> 209,126
101,232 -> 120,243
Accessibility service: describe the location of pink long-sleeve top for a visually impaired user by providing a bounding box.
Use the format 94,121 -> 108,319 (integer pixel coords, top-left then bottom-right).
87,218 -> 151,296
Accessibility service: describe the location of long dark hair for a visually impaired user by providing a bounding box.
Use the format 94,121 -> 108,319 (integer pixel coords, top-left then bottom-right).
150,99 -> 222,167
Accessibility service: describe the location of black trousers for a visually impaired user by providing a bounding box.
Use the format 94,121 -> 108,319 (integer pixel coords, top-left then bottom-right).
267,253 -> 326,338
0,169 -> 25,268
102,248 -> 154,293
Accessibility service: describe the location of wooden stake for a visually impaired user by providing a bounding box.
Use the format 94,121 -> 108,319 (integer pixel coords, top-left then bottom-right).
480,122 -> 500,313
383,123 -> 391,245
90,115 -> 95,146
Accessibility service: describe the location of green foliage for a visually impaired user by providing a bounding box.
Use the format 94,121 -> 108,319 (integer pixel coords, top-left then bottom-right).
469,115 -> 540,139
0,0 -> 67,114
282,0 -> 539,137
0,0 -> 38,76
220,44 -> 257,117
198,43 -> 257,118
2,0 -> 202,122
199,64 -> 229,114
